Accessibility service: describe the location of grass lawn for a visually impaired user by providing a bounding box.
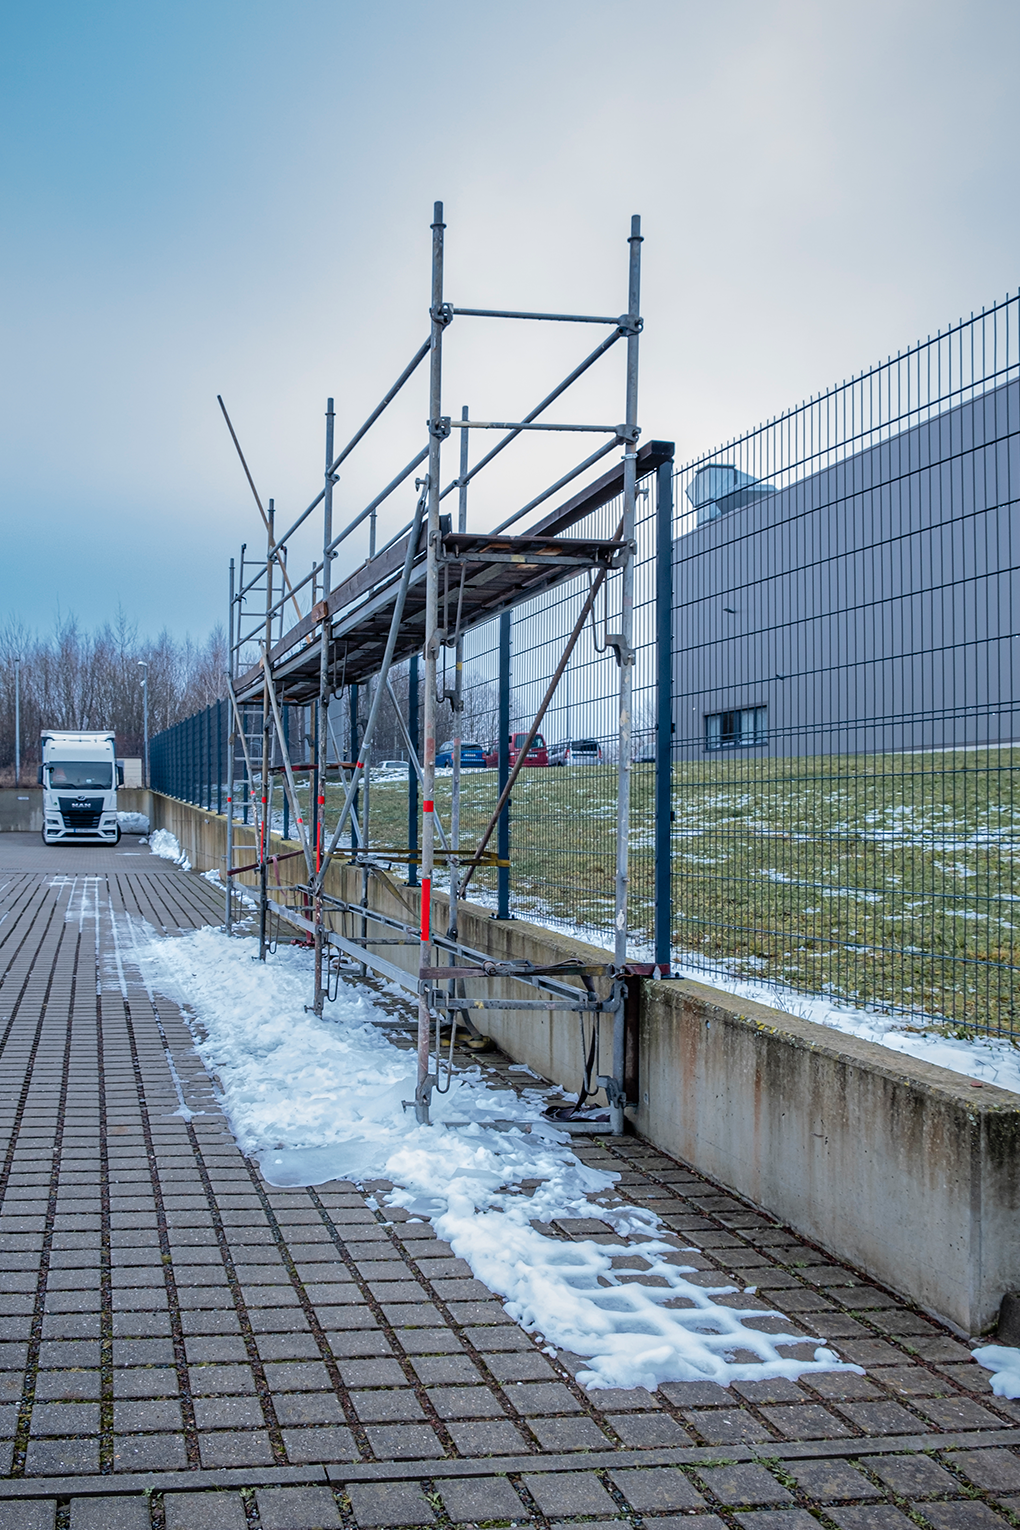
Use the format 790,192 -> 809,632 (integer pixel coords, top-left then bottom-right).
277,747 -> 1018,1036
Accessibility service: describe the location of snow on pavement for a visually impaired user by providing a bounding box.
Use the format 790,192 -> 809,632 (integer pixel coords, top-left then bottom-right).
148,828 -> 191,870
129,920 -> 862,1394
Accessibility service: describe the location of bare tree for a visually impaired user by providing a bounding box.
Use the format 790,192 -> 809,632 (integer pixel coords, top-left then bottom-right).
0,614 -> 228,782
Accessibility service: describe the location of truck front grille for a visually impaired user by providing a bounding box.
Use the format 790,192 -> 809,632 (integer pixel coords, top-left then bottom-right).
58,798 -> 104,831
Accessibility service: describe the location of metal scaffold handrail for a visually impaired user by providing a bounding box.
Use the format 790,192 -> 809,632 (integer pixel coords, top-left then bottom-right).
218,203 -> 649,1132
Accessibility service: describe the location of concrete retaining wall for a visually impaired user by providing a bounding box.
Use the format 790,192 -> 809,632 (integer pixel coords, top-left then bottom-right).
148,791 -> 1020,1336
0,788 -> 42,832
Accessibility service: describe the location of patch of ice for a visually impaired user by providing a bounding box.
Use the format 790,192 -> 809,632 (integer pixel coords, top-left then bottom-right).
132,922 -> 862,1394
972,1344 -> 1020,1399
148,829 -> 191,871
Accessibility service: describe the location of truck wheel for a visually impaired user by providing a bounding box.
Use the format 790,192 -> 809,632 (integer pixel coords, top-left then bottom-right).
114,827 -> 122,845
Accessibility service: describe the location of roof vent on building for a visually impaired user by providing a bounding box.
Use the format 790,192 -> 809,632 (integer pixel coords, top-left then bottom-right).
686,463 -> 777,522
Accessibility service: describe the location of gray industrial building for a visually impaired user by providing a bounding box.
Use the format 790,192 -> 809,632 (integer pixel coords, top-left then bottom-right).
672,376 -> 1019,758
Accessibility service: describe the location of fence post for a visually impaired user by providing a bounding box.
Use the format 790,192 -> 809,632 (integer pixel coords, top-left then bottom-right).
282,705 -> 290,842
496,610 -> 511,919
217,700 -> 223,815
349,684 -> 359,852
654,457 -> 675,977
407,656 -> 419,886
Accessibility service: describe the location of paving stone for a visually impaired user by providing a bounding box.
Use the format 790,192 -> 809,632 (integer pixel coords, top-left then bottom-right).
198,1428 -> 274,1467
524,1472 -> 619,1517
363,1423 -> 444,1459
112,1398 -> 183,1431
426,1386 -> 505,1420
828,1510 -> 917,1530
871,1456 -> 962,1496
609,1467 -> 705,1511
951,1451 -> 1020,1492
70,1499 -> 150,1530
528,1416 -> 612,1450
659,1381 -> 733,1406
914,1507 -> 1011,1530
734,1514 -> 821,1530
805,1373 -> 883,1400
112,1367 -> 179,1398
683,1407 -> 774,1443
29,1401 -> 99,1436
439,1476 -> 528,1523
329,1330 -> 392,1357
837,1400 -> 930,1433
262,1360 -> 333,1390
112,1433 -> 189,1471
273,1392 -> 346,1425
164,1491 -> 248,1530
34,1372 -> 101,1401
24,1436 -> 100,1475
607,1411 -> 692,1446
445,1303 -> 514,1326
483,1350 -> 556,1382
697,1465 -> 793,1506
0,1504 -> 57,1530
281,1425 -> 357,1462
352,1389 -> 425,1423
347,1482 -> 435,1527
447,1419 -> 529,1454
193,1395 -> 264,1429
257,1333 -> 323,1361
256,1486 -> 343,1529
339,1359 -> 408,1388
733,1378 -> 808,1404
760,1403 -> 850,1438
113,1340 -> 175,1365
918,1398 -> 1006,1430
380,1303 -> 444,1327
507,1381 -> 582,1414
188,1363 -> 256,1394
786,1460 -> 884,1499
411,1355 -> 480,1384
463,1325 -> 531,1351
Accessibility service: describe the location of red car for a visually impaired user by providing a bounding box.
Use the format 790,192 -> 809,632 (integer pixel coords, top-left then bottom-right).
484,731 -> 549,768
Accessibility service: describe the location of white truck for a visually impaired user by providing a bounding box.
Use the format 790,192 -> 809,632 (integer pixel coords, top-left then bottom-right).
39,731 -> 123,846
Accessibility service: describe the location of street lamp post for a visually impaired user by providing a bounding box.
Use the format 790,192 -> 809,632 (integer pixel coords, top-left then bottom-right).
138,662 -> 149,789
13,660 -> 20,788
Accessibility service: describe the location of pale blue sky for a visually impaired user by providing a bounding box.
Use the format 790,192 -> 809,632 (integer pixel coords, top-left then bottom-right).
2,0 -> 1018,638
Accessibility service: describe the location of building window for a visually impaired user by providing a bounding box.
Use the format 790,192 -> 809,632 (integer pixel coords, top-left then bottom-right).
705,706 -> 767,751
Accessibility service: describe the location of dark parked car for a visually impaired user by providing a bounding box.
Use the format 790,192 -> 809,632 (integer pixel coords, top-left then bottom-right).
549,737 -> 604,766
483,732 -> 549,768
435,741 -> 489,769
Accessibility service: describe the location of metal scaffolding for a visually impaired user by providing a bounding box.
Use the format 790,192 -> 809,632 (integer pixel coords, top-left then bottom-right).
222,203 -> 664,1131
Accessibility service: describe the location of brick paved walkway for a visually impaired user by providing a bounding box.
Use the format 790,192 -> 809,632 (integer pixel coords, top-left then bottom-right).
0,832 -> 1017,1529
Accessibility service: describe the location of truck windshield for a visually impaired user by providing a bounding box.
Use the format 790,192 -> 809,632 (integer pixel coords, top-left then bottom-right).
48,763 -> 113,789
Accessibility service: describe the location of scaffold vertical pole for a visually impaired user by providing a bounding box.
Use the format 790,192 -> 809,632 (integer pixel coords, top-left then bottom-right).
448,404 -> 469,941
259,500 -> 275,961
225,557 -> 236,935
496,611 -> 510,919
416,200 -> 447,1124
611,214 -> 642,1135
654,454 -> 674,978
313,399 -> 335,1014
407,655 -> 419,886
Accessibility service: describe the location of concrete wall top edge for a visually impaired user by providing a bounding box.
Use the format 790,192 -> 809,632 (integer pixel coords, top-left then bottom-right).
662,975 -> 1020,1117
